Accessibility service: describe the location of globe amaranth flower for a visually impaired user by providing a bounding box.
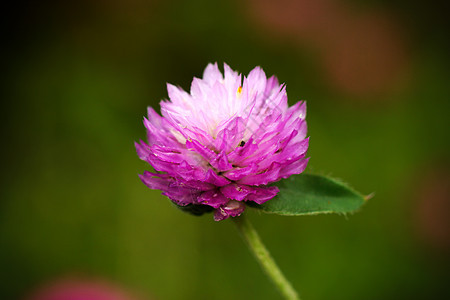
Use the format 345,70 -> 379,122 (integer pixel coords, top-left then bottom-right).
136,63 -> 309,221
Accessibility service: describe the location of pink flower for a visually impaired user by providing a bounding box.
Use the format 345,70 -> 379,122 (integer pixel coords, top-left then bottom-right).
25,277 -> 142,300
136,63 -> 309,221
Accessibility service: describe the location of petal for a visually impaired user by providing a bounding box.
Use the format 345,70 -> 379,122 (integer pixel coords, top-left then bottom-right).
264,75 -> 280,96
190,77 -> 210,101
167,83 -> 192,108
227,137 -> 259,164
186,139 -> 216,161
221,183 -> 254,201
173,161 -> 202,181
198,190 -> 228,208
214,117 -> 246,153
203,169 -> 231,187
145,152 -> 178,173
210,151 -> 233,172
221,184 -> 279,203
245,186 -> 279,204
162,189 -> 200,206
140,172 -> 203,206
279,157 -> 310,179
280,137 -> 309,161
214,200 -> 246,221
135,140 -> 151,161
238,162 -> 282,185
203,62 -> 223,85
247,66 -> 267,97
223,163 -> 258,181
174,179 -> 215,191
150,144 -> 184,163
139,171 -> 171,191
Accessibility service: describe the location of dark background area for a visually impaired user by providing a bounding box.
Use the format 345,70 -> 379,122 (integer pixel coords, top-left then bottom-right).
1,0 -> 449,299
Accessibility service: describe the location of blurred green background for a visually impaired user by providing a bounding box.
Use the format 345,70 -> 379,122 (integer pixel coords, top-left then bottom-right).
2,0 -> 450,299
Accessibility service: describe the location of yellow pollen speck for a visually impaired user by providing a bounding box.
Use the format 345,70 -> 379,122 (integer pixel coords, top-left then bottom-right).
236,86 -> 242,98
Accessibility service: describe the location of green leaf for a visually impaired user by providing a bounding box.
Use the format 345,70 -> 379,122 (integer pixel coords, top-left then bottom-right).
256,173 -> 367,216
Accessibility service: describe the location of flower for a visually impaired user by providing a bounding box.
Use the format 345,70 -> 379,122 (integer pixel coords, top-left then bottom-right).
26,277 -> 140,300
136,63 -> 309,221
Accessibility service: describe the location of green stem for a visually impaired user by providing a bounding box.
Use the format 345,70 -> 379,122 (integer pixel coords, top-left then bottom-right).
232,215 -> 300,300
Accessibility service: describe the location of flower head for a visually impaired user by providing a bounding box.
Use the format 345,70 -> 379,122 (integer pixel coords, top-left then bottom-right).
136,63 -> 309,221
